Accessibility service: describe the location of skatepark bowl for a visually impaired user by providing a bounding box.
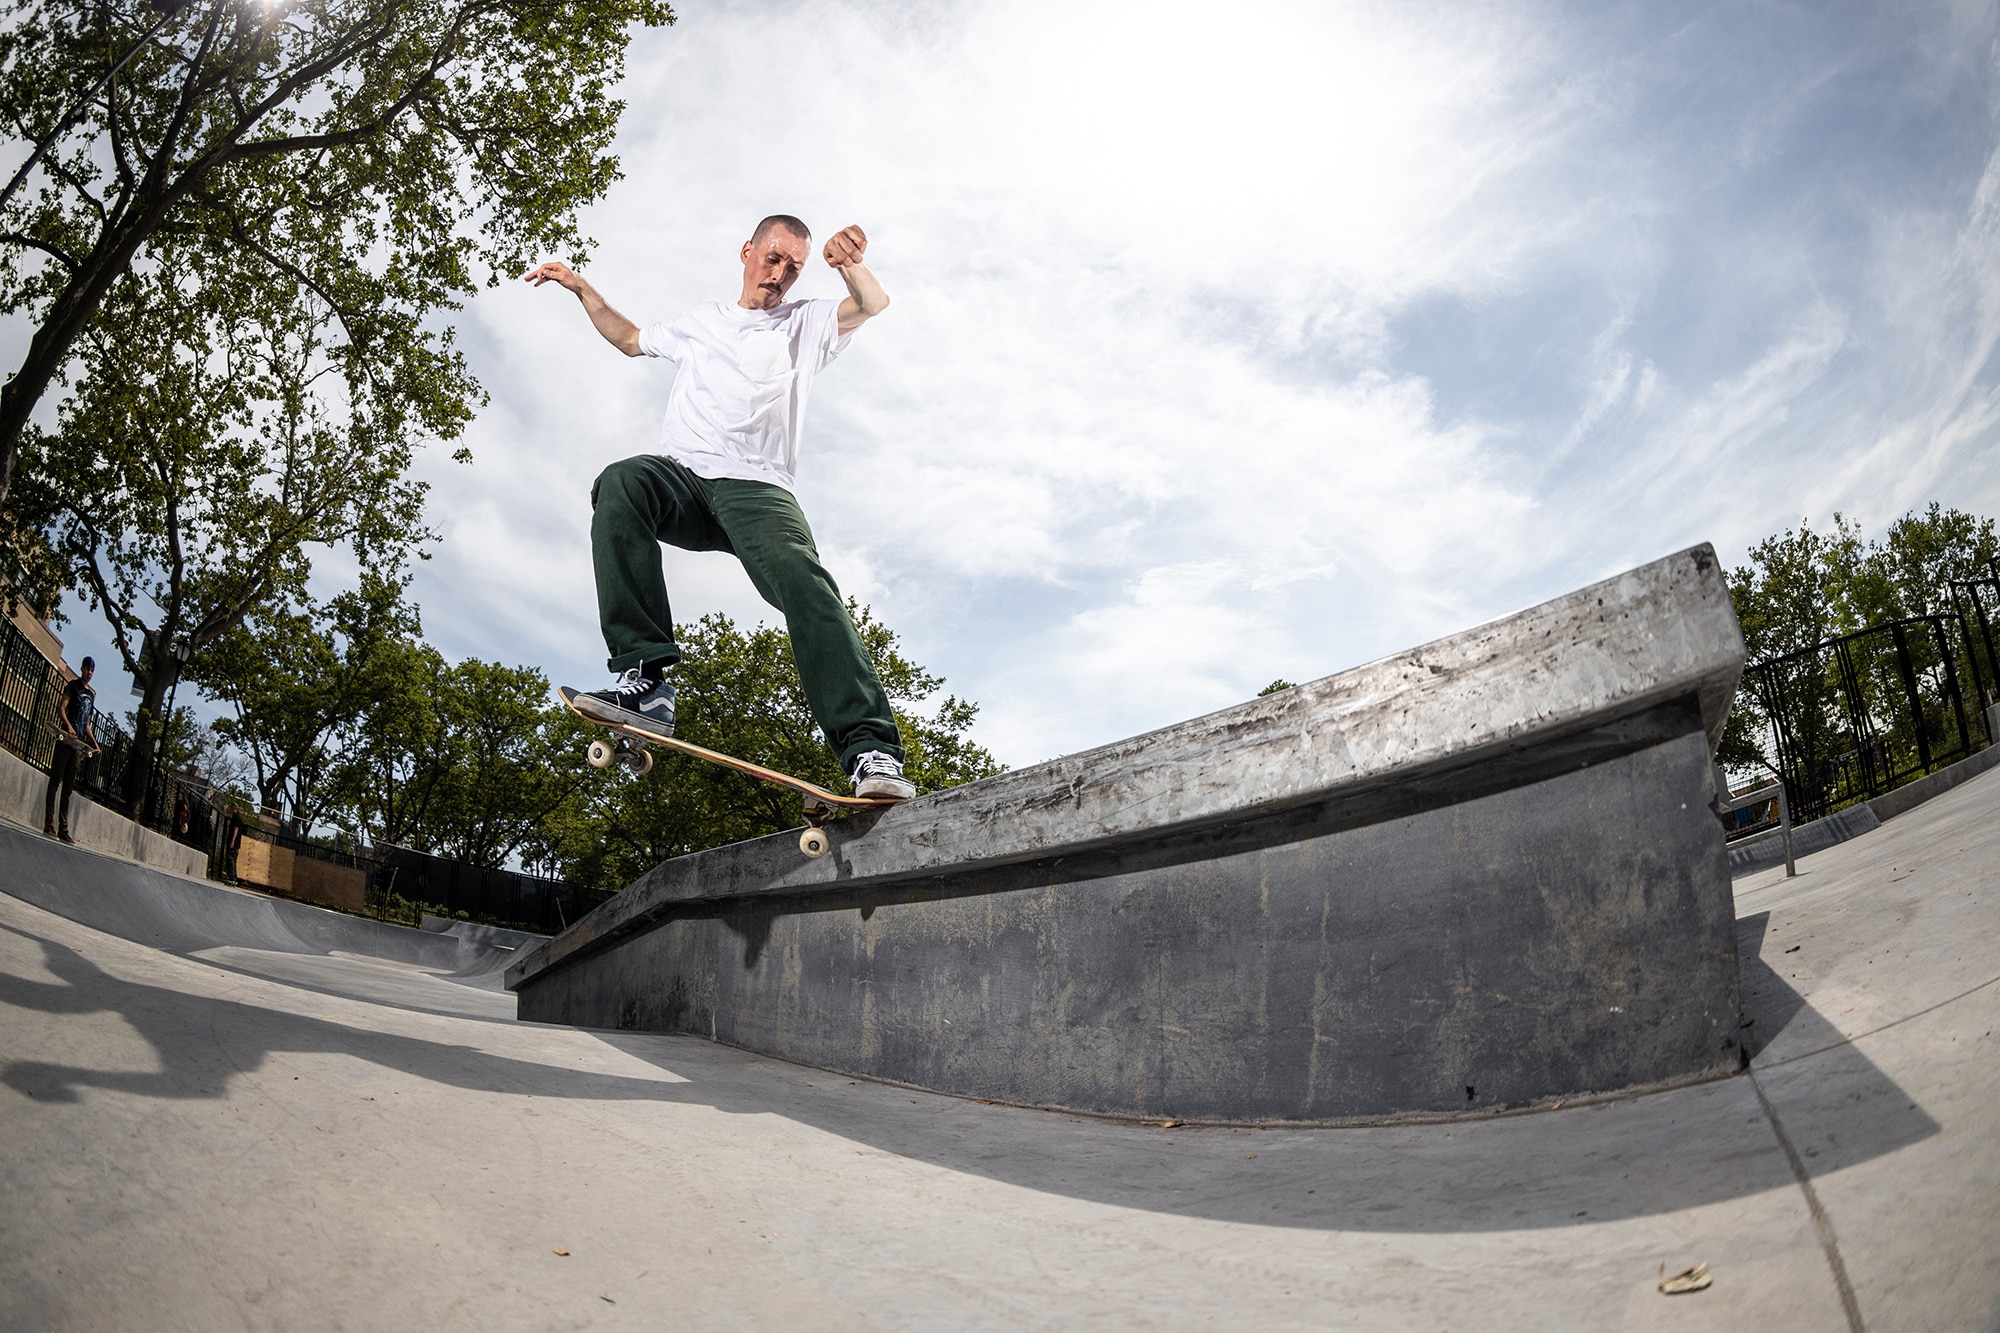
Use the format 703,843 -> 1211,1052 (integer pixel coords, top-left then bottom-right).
0,556 -> 1992,1328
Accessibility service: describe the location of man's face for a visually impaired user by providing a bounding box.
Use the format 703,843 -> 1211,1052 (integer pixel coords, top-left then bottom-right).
738,228 -> 809,309
79,664 -> 93,683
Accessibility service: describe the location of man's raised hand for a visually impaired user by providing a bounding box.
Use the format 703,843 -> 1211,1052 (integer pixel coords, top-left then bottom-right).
523,261 -> 644,356
823,225 -> 868,269
523,260 -> 585,291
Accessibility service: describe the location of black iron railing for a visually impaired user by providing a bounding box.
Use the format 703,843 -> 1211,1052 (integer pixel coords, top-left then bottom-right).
1740,609 -> 1990,825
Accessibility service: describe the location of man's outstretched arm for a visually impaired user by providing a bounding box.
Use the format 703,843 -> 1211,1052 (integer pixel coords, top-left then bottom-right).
824,225 -> 889,334
523,261 -> 644,357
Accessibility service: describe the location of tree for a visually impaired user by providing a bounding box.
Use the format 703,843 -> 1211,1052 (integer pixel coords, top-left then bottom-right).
1720,505 -> 1999,782
1858,504 -> 1999,621
191,570 -> 420,828
347,649 -> 586,868
552,606 -> 1005,891
0,0 -> 674,506
10,254 -> 437,810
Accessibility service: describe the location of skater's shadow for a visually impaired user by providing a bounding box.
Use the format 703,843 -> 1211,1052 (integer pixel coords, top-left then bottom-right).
575,904 -> 1938,1235
0,924 -> 681,1107
0,909 -> 1939,1237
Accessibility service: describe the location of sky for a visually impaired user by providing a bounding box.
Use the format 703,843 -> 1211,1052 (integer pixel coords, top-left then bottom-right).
36,0 -> 2000,769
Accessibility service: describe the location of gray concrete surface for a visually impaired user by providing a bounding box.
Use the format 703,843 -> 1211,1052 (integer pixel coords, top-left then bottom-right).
0,819 -> 538,1007
512,549 -> 1745,1120
3,766 -> 1994,1328
0,743 -> 208,879
1730,801 -> 1881,878
515,544 -> 1743,990
1865,739 -> 2000,821
518,716 -> 1743,1121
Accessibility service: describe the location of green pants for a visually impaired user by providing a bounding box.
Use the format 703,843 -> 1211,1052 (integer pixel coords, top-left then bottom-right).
591,454 -> 904,768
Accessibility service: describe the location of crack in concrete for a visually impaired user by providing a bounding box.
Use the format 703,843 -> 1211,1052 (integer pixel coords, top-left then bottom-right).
1751,1068 -> 1865,1332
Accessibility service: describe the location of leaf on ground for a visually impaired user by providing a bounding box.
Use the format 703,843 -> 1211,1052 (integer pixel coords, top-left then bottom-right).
1658,1262 -> 1712,1294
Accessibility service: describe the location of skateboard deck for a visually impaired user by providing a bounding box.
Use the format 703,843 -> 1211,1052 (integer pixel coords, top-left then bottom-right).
559,686 -> 899,857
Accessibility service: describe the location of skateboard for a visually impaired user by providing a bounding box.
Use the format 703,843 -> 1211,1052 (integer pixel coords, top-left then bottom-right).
559,686 -> 901,858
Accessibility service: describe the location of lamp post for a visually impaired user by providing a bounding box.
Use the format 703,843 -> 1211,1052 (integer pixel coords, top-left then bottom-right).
0,0 -> 196,216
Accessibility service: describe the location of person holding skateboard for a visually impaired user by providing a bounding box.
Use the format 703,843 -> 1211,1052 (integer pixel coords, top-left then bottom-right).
526,215 -> 915,800
44,655 -> 99,842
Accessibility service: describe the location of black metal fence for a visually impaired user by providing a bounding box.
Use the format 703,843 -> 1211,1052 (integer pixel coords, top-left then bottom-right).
369,844 -> 609,934
0,612 -> 65,768
1950,562 -> 2000,717
1740,598 -> 1995,825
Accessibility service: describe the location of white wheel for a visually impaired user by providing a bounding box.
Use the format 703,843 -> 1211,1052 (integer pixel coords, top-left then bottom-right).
587,739 -> 616,768
624,747 -> 654,776
799,827 -> 829,858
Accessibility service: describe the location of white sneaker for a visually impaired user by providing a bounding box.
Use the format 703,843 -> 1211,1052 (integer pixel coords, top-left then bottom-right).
850,750 -> 915,800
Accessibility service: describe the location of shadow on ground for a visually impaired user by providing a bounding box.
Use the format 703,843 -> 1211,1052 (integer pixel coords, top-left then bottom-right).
0,900 -> 1937,1236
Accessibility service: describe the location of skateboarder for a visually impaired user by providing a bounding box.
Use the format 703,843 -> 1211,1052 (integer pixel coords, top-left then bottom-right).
44,655 -> 98,842
526,215 -> 915,799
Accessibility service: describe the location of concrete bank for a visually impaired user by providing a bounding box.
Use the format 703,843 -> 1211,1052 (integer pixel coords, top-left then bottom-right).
0,818 -> 539,993
0,744 -> 206,879
3,762 -> 1995,1328
511,545 -> 1748,1122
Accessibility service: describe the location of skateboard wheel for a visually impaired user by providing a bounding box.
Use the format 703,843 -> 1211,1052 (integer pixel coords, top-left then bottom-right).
624,747 -> 654,776
799,827 -> 830,858
587,739 -> 615,769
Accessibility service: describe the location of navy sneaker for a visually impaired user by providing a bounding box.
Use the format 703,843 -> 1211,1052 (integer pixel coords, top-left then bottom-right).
581,667 -> 677,735
850,750 -> 915,800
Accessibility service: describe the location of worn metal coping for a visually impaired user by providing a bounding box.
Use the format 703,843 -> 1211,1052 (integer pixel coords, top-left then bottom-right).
508,544 -> 1743,990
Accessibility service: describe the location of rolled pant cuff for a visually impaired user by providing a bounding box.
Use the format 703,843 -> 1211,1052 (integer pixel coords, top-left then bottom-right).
837,741 -> 906,772
607,645 -> 681,673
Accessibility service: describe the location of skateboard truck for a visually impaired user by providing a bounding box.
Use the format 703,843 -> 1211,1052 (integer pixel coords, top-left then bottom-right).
799,800 -> 834,858
586,735 -> 655,777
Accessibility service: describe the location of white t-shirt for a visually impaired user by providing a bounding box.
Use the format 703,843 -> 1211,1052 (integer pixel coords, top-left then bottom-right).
637,298 -> 852,491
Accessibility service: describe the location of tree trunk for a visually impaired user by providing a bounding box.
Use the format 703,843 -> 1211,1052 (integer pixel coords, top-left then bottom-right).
120,655 -> 178,818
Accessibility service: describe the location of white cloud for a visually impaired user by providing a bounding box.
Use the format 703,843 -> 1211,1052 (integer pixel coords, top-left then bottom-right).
376,0 -> 2000,768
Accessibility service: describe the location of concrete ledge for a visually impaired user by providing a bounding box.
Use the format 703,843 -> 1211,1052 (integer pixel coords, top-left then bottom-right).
1868,743 -> 2000,822
1726,744 -> 2000,878
512,544 -> 1743,993
508,547 -> 1746,1122
1728,803 -> 1881,879
0,745 -> 207,880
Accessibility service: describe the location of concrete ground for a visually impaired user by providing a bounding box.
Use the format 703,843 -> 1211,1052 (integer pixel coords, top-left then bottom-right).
1,772 -> 1995,1330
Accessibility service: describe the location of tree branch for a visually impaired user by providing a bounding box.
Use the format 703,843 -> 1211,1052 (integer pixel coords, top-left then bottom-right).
0,232 -> 81,274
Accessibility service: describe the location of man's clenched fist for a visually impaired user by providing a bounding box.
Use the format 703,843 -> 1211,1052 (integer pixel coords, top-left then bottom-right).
823,225 -> 868,269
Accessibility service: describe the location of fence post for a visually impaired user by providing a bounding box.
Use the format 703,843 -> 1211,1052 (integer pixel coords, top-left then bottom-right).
1888,621 -> 1932,774
1774,778 -> 1796,878
1934,617 -> 1971,759
1951,584 -> 1993,726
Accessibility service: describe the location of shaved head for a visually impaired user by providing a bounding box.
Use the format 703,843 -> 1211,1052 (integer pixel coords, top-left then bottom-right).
750,214 -> 810,247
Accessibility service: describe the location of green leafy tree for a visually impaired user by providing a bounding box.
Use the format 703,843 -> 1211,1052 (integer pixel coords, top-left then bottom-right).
11,256 -> 437,810
191,571 -> 421,828
0,0 -> 674,506
348,649 -> 585,868
552,606 -> 1005,891
1721,505 -> 1999,790
1859,504 -> 1999,621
